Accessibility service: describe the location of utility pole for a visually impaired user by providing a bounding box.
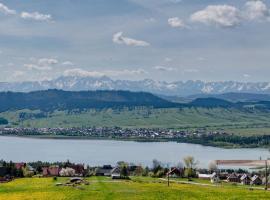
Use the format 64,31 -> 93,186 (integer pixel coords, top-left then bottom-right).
265,160 -> 268,191
167,173 -> 170,187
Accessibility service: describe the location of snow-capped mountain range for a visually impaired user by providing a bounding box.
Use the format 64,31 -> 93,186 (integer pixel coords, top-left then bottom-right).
1,76 -> 270,96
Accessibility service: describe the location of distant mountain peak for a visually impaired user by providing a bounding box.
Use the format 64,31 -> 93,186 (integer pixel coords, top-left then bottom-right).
0,76 -> 270,96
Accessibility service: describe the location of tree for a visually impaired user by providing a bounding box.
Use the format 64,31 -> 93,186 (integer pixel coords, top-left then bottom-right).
134,166 -> 144,176
208,161 -> 217,173
152,159 -> 162,174
0,117 -> 8,125
183,156 -> 197,169
183,156 -> 198,180
120,165 -> 128,177
184,168 -> 194,180
117,161 -> 129,177
142,167 -> 149,176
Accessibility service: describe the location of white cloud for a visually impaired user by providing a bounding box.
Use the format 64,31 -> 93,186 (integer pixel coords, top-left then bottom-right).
168,17 -> 185,28
197,57 -> 206,61
190,5 -> 241,27
24,58 -> 58,71
0,3 -> 16,15
8,62 -> 14,67
63,68 -> 104,77
107,69 -> 147,76
62,61 -> 74,66
37,58 -> 58,66
64,68 -> 147,77
243,74 -> 251,78
154,66 -> 175,72
21,12 -> 52,21
145,17 -> 156,23
164,57 -> 173,62
244,0 -> 270,21
170,0 -> 183,3
12,70 -> 25,78
113,32 -> 150,47
24,64 -> 52,71
184,69 -> 199,73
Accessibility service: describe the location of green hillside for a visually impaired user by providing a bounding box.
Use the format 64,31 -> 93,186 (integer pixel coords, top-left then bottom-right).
1,107 -> 270,136
0,177 -> 269,200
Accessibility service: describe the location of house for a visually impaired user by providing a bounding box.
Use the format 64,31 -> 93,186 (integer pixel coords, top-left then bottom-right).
210,172 -> 220,183
198,174 -> 211,180
0,167 -> 7,177
250,175 -> 262,185
240,174 -> 251,185
95,165 -> 113,176
227,173 -> 240,183
167,168 -> 183,178
59,167 -> 76,177
219,172 -> 229,180
111,167 -> 121,179
23,165 -> 35,177
15,162 -> 25,170
70,164 -> 85,176
42,166 -> 60,177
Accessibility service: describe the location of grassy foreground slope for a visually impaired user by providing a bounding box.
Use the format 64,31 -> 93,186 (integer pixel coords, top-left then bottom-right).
1,107 -> 270,135
0,177 -> 269,200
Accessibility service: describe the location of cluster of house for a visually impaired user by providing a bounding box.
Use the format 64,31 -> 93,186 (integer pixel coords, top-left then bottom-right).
42,164 -> 121,179
42,164 -> 85,177
0,162 -> 122,182
0,162 -> 31,183
199,172 -> 269,186
0,127 -> 229,139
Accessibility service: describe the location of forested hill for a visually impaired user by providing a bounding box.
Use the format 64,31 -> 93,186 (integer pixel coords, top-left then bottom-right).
0,90 -> 177,112
1,90 -> 270,112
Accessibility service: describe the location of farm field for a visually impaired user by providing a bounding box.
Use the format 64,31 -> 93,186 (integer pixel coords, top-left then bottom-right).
1,107 -> 270,136
0,177 -> 269,200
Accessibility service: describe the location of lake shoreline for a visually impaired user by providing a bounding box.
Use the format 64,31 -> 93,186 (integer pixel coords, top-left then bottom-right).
0,134 -> 268,149
0,135 -> 268,168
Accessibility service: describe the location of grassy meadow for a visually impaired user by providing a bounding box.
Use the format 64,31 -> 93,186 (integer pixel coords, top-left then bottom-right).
1,107 -> 270,136
0,177 -> 269,200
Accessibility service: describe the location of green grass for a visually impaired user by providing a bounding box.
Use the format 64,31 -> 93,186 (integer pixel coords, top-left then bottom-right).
0,177 -> 269,200
1,107 -> 270,136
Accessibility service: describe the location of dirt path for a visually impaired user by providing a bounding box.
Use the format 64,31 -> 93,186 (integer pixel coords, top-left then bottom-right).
158,178 -> 268,191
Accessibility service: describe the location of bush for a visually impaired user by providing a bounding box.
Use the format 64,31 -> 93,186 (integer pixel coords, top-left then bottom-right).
149,172 -> 154,177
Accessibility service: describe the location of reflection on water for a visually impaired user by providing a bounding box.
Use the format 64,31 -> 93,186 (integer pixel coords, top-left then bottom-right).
0,136 -> 269,168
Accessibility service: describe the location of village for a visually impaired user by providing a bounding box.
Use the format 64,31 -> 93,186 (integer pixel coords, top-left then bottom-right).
0,158 -> 269,189
0,127 -> 229,139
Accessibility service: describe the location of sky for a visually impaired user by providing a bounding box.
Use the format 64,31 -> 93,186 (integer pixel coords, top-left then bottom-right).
0,0 -> 270,82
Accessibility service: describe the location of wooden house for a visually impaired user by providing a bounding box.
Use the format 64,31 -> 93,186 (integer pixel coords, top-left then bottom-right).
240,174 -> 251,185
251,175 -> 262,185
227,173 -> 240,183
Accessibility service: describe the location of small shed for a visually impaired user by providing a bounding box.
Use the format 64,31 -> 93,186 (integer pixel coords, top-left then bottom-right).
96,165 -> 113,176
111,167 -> 121,179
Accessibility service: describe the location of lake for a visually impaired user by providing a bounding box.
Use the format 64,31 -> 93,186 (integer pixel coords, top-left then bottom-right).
0,136 -> 269,168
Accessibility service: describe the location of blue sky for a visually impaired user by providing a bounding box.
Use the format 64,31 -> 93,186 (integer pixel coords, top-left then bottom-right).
0,0 -> 269,82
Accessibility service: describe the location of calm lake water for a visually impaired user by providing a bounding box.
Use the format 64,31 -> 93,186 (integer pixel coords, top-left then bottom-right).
0,136 -> 269,168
